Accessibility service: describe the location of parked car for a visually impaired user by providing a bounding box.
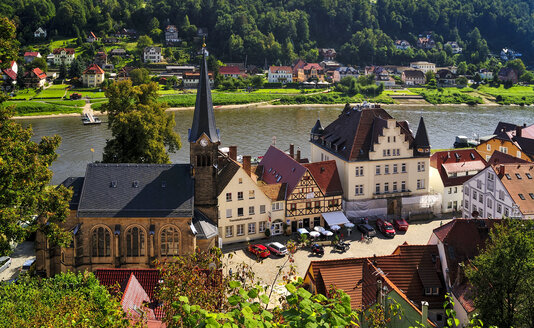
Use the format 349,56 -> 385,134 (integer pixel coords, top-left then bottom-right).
248,244 -> 270,258
310,243 -> 324,256
266,242 -> 288,256
20,258 -> 36,274
393,218 -> 409,231
376,218 -> 396,238
70,93 -> 82,100
0,256 -> 11,273
357,223 -> 376,237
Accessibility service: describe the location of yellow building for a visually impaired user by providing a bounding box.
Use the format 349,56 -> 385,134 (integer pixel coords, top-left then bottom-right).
82,63 -> 105,87
309,103 -> 435,219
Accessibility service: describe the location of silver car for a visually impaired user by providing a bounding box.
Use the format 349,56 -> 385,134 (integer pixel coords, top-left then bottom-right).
0,256 -> 12,273
266,242 -> 288,256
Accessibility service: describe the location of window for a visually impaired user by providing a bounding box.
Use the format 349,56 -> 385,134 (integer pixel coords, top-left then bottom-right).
417,179 -> 425,189
504,208 -> 510,217
447,201 -> 452,209
473,191 -> 477,200
259,222 -> 266,233
499,146 -> 508,154
479,194 -> 483,203
477,179 -> 482,189
126,226 -> 145,257
487,144 -> 491,151
401,163 -> 406,173
499,190 -> 505,200
527,173 -> 532,179
226,193 -> 232,202
160,226 -> 180,256
328,199 -> 339,207
417,161 -> 425,172
465,199 -> 469,208
448,188 -> 452,194
497,204 -> 502,213
249,206 -> 255,215
516,173 -> 522,180
237,192 -> 243,200
355,166 -> 364,177
376,165 -> 381,175
236,224 -> 244,236
432,288 -> 439,296
248,223 -> 256,234
530,193 -> 534,199
260,205 -> 266,214
388,136 -> 391,142
401,181 -> 406,192
249,190 -> 255,199
226,209 -> 232,218
505,174 -> 511,180
383,149 -> 387,157
424,287 -> 432,296
488,173 -> 494,181
385,165 -> 390,175
517,151 -> 522,158
384,183 -> 389,193
290,203 -> 297,210
239,178 -> 243,184
519,193 -> 526,200
386,149 -> 391,156
91,227 -> 111,257
238,208 -> 244,217
393,164 -> 398,174
306,201 -> 312,209
315,201 -> 321,208
393,182 -> 398,192
272,202 -> 283,211
487,198 -> 492,209
225,226 -> 233,238
465,186 -> 469,194
376,183 -> 380,194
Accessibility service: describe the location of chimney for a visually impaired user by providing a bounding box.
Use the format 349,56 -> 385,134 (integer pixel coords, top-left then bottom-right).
516,126 -> 522,138
421,301 -> 429,326
289,144 -> 295,158
296,148 -> 301,162
229,146 -> 237,161
498,165 -> 505,178
243,155 -> 251,177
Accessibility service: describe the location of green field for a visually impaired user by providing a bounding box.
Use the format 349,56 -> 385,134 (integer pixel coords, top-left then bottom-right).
478,85 -> 534,105
409,87 -> 483,105
34,86 -> 68,99
3,101 -> 82,116
10,89 -> 38,100
67,89 -> 106,99
43,100 -> 85,107
275,91 -> 395,105
160,93 -> 285,107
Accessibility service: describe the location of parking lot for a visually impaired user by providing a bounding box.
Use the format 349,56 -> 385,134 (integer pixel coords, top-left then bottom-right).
0,242 -> 35,282
222,218 -> 451,288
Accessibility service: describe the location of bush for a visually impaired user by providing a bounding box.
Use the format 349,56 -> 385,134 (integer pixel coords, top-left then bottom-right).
264,228 -> 271,237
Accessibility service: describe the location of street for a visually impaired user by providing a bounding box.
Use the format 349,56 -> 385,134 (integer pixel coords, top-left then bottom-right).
0,242 -> 35,282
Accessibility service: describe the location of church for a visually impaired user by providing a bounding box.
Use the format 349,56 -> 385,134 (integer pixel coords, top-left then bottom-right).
36,49 -> 223,277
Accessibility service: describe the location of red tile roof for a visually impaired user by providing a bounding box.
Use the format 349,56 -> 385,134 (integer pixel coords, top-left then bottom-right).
53,48 -> 75,55
95,268 -> 160,299
430,150 -> 486,187
121,273 -> 155,318
24,52 -> 40,57
29,67 -> 47,80
303,160 -> 343,196
269,66 -> 292,74
303,63 -> 323,70
494,163 -> 534,214
90,31 -> 97,39
3,68 -> 16,80
219,66 -> 241,75
259,145 -> 307,194
452,282 -> 476,313
83,63 -> 105,75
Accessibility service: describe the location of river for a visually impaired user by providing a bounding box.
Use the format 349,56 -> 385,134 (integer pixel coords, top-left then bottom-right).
15,105 -> 534,185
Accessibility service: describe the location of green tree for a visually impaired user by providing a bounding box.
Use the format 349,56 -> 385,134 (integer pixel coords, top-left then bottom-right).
136,35 -> 153,55
58,63 -> 68,79
99,81 -> 181,163
68,58 -> 85,79
0,272 -> 131,327
456,76 -> 468,86
27,56 -> 47,72
0,16 -> 19,69
466,219 -> 534,328
0,104 -> 72,255
425,70 -> 435,84
129,68 -> 151,85
520,71 -> 534,84
505,59 -> 527,78
250,75 -> 264,89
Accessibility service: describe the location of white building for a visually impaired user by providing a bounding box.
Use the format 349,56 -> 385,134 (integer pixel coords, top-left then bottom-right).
268,66 -> 293,84
34,27 -> 47,38
52,48 -> 75,66
445,41 -> 462,54
409,61 -> 436,73
462,163 -> 534,219
143,47 -> 162,63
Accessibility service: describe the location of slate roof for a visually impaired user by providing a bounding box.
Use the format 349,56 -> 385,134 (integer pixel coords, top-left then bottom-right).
217,158 -> 241,195
486,150 -> 529,166
303,161 -> 343,196
59,177 -> 85,210
310,104 -> 416,161
193,209 -> 218,239
430,150 -> 486,187
414,117 -> 430,149
77,163 -> 194,218
258,146 -> 307,194
403,69 -> 425,79
188,51 -> 219,143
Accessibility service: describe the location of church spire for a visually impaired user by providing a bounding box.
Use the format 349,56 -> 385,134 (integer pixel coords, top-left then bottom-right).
414,116 -> 431,156
188,45 -> 219,143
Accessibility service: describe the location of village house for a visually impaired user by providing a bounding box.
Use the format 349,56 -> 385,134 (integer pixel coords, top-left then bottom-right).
417,35 -> 436,50
23,51 -> 41,63
102,37 -> 118,44
94,51 -> 107,67
475,122 -> 534,161
268,66 -> 293,84
302,63 -> 325,81
462,162 -> 534,219
292,59 -> 307,82
318,48 -> 336,61
143,47 -> 162,63
366,66 -> 395,87
34,27 -> 47,39
165,25 -> 180,44
183,71 -> 214,88
117,66 -> 135,81
336,66 -> 359,80
430,149 -> 486,213
257,145 -> 345,234
309,103 -> 436,219
498,67 -> 518,83
219,66 -> 243,79
402,69 -> 425,85
478,69 -> 493,80
394,40 -> 411,50
115,28 -> 137,39
445,41 -> 462,54
428,219 -> 499,327
52,48 -> 75,66
110,48 -> 127,57
23,67 -> 47,88
325,69 -> 340,83
500,48 -> 522,61
410,61 -> 436,73
1,62 -> 17,91
82,64 -> 105,87
436,69 -> 456,85
304,244 -> 443,327
87,31 -> 98,43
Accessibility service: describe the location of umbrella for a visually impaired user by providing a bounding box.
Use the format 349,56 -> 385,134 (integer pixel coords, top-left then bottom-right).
309,231 -> 320,238
297,228 -> 309,234
330,225 -> 341,231
314,226 -> 325,233
322,230 -> 333,236
345,222 -> 355,229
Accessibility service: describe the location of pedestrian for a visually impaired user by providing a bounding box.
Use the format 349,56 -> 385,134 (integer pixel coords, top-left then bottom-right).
229,268 -> 233,277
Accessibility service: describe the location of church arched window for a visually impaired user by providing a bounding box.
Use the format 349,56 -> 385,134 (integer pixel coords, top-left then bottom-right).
91,226 -> 111,257
126,226 -> 146,257
160,226 -> 180,256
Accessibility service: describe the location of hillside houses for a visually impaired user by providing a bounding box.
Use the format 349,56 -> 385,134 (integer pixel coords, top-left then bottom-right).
143,47 -> 162,63
52,48 -> 75,66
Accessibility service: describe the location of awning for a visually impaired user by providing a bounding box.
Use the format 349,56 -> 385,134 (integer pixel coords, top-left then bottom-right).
322,211 -> 350,226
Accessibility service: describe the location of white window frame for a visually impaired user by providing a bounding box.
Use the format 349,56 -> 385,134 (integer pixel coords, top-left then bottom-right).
236,224 -> 244,236
226,209 -> 232,218
248,223 -> 256,235
225,226 -> 233,238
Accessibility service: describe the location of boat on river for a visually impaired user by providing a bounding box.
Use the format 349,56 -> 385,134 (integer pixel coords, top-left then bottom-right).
82,113 -> 101,125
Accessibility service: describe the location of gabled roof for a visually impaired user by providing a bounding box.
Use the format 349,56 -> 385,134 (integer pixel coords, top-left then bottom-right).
403,69 -> 425,79
25,67 -> 47,79
219,66 -> 241,75
188,50 -> 219,143
495,163 -> 534,214
303,160 -> 343,196
269,66 -> 292,74
59,177 -> 85,210
486,150 -> 529,166
430,149 -> 486,187
2,68 -> 16,80
77,163 -> 194,218
259,183 -> 286,201
121,273 -> 154,318
24,52 -> 40,57
95,268 -> 160,300
53,48 -> 75,55
83,63 -> 105,75
217,158 -> 241,195
303,63 -> 323,70
258,145 -> 307,194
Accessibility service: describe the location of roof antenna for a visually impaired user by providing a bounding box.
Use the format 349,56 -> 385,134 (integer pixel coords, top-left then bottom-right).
272,136 -> 277,146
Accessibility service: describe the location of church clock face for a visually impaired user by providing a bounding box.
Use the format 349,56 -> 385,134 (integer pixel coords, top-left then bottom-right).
200,139 -> 208,147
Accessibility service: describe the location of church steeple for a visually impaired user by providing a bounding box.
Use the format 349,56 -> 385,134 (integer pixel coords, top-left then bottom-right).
188,46 -> 219,143
414,117 -> 431,157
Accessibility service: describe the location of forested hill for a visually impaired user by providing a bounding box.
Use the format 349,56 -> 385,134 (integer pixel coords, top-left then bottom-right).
2,0 -> 534,66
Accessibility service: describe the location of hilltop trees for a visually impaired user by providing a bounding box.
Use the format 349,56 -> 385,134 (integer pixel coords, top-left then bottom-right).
0,16 -> 18,69
100,81 -> 181,164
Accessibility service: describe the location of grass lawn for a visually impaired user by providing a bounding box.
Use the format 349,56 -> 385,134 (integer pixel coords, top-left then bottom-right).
160,93 -> 284,107
34,88 -> 68,99
10,89 -> 38,100
383,89 -> 417,96
3,101 -> 82,116
477,85 -> 534,105
409,87 -> 483,105
43,100 -> 85,107
67,89 -> 106,98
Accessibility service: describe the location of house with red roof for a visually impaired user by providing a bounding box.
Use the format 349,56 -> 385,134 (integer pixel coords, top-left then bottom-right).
218,65 -> 244,79
1,65 -> 17,91
257,145 -> 344,234
87,31 -> 98,43
23,67 -> 47,88
82,63 -> 105,87
24,51 -> 41,63
52,48 -> 76,66
302,63 -> 325,82
268,66 -> 292,84
304,244 -> 442,327
430,149 -> 486,213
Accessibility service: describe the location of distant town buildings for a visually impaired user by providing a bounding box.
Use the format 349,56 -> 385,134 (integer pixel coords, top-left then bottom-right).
410,61 -> 436,73
402,69 -> 425,85
445,41 -> 462,54
82,64 -> 105,87
165,25 -> 180,44
23,67 -> 47,88
52,48 -> 75,66
143,47 -> 162,63
268,66 -> 293,84
394,40 -> 411,50
23,52 -> 41,63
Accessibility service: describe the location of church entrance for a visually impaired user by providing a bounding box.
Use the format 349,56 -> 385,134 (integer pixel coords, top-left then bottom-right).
272,220 -> 283,235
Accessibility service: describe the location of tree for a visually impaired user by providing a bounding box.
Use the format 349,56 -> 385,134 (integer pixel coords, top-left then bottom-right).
520,71 -> 534,84
505,59 -> 527,78
27,56 -> 47,72
0,104 -> 72,255
129,68 -> 150,85
99,81 -> 181,163
68,58 -> 85,79
456,76 -> 468,86
425,70 -> 435,84
0,272 -> 131,327
466,219 -> 534,328
250,75 -> 264,89
136,35 -> 153,55
0,16 -> 19,69
58,63 -> 68,80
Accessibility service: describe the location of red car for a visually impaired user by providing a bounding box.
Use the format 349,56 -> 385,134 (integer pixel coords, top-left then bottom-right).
248,244 -> 270,258
376,218 -> 396,238
393,218 -> 409,232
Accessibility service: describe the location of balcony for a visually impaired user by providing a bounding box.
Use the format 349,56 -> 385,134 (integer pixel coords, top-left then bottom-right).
373,189 -> 411,199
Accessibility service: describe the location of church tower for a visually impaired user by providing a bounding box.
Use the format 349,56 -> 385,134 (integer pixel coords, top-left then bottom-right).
189,46 -> 220,224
